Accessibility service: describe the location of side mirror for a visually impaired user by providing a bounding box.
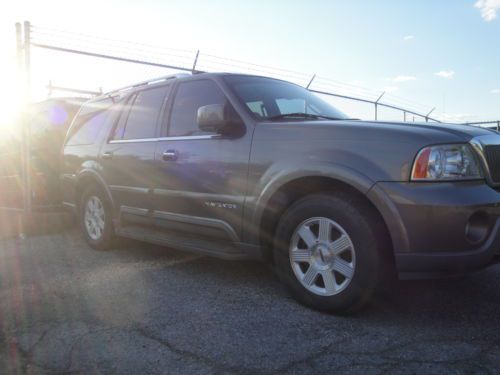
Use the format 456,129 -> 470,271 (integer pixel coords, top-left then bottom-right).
197,103 -> 245,137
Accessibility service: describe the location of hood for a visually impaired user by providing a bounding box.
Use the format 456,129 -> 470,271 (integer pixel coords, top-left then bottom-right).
359,120 -> 495,139
259,119 -> 496,145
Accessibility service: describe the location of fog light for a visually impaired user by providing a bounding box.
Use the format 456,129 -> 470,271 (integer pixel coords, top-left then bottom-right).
465,211 -> 491,245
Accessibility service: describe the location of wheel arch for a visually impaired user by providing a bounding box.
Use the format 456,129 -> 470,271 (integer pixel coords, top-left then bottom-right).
253,171 -> 395,266
75,170 -> 115,215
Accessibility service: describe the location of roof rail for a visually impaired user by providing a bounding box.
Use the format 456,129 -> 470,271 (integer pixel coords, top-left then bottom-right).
104,73 -> 191,97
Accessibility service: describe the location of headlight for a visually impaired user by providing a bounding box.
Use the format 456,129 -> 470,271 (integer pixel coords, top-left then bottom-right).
411,144 -> 483,181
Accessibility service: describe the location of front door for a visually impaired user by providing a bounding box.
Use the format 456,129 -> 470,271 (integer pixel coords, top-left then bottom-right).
152,79 -> 252,242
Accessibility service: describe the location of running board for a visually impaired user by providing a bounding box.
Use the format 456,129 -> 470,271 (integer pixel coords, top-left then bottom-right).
115,225 -> 262,261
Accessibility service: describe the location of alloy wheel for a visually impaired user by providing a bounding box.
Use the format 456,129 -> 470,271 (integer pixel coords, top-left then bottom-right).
84,195 -> 106,241
289,217 -> 356,296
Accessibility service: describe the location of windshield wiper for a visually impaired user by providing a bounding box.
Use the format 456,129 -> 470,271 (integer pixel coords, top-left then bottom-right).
267,113 -> 344,121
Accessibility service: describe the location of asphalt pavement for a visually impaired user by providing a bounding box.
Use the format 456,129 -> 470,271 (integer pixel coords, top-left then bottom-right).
0,227 -> 499,374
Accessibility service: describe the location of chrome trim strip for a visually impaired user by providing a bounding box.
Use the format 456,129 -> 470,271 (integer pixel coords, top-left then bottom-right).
152,188 -> 243,204
120,206 -> 149,216
157,135 -> 220,141
109,185 -> 150,194
108,135 -> 219,144
109,138 -> 157,144
152,210 -> 240,242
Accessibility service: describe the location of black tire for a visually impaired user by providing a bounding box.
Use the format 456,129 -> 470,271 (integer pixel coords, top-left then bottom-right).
273,193 -> 388,314
79,185 -> 115,250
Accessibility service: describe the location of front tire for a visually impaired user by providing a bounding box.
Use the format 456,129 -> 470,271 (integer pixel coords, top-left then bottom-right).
80,186 -> 115,250
273,193 -> 386,314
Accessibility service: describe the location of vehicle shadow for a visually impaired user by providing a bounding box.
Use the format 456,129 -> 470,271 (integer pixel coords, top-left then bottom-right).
366,265 -> 500,323
109,237 -> 500,323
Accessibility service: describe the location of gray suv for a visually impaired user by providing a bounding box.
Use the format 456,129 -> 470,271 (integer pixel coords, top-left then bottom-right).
61,73 -> 500,313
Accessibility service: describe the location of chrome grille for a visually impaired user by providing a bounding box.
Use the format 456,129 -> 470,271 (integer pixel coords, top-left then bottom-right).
470,135 -> 500,186
484,145 -> 500,183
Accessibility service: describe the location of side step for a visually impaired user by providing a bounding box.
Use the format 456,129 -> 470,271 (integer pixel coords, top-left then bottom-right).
115,225 -> 262,261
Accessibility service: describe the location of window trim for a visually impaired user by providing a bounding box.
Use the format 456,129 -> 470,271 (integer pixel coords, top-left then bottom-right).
108,134 -> 220,144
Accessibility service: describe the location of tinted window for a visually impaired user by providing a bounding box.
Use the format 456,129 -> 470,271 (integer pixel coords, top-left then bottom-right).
246,100 -> 267,118
66,99 -> 114,146
66,111 -> 108,146
112,95 -> 135,140
169,80 -> 226,137
114,86 -> 169,140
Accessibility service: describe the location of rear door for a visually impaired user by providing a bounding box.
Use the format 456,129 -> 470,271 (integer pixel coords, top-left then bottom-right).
152,79 -> 252,242
100,84 -> 171,226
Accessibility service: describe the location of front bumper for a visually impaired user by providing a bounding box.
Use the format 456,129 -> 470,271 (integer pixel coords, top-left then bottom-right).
395,219 -> 500,279
368,181 -> 500,279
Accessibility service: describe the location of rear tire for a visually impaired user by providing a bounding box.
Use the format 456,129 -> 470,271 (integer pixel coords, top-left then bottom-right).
273,193 -> 386,314
80,186 -> 115,250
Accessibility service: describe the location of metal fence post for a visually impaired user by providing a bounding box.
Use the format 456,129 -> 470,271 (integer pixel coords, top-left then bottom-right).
497,121 -> 499,132
22,20 -> 32,237
425,108 -> 435,123
16,23 -> 22,67
374,91 -> 385,121
192,50 -> 199,73
306,74 -> 316,89
15,22 -> 27,236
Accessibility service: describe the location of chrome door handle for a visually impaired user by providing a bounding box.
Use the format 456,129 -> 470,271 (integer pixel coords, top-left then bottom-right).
102,152 -> 113,160
162,150 -> 178,161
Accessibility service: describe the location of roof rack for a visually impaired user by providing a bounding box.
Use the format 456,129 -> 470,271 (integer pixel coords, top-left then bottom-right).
103,73 -> 191,97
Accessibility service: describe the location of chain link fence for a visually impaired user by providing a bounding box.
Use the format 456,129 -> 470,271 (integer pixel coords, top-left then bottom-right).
26,22 -> 448,123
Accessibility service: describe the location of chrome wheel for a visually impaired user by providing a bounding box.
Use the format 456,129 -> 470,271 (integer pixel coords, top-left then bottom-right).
289,217 -> 356,296
84,196 -> 105,241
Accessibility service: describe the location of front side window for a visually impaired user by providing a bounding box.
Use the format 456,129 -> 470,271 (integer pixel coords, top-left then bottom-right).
169,80 -> 226,137
224,75 -> 348,121
113,85 -> 170,140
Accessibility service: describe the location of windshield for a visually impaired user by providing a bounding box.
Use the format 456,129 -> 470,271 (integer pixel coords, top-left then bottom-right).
224,75 -> 348,121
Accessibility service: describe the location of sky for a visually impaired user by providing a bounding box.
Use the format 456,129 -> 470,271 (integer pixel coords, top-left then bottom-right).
0,0 -> 499,125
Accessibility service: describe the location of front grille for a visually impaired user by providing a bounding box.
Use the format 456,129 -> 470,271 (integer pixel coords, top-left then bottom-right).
484,145 -> 500,183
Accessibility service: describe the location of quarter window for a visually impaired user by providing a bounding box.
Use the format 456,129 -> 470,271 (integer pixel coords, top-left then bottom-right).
169,80 -> 226,137
66,98 -> 114,146
66,111 -> 108,146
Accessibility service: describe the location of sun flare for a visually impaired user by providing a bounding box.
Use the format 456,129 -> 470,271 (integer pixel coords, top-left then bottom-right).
0,68 -> 24,132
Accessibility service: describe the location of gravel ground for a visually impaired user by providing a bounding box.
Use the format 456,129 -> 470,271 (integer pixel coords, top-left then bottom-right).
0,227 -> 499,374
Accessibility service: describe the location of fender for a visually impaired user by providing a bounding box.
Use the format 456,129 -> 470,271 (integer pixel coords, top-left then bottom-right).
243,161 -> 377,244
366,183 -> 410,254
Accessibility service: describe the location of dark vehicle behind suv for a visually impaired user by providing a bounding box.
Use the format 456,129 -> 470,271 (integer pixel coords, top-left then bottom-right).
61,73 -> 500,313
0,98 -> 84,211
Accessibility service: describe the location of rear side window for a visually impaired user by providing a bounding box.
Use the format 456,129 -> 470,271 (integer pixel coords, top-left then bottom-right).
168,80 -> 226,137
66,112 -> 108,146
66,98 -> 114,146
112,85 -> 170,140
